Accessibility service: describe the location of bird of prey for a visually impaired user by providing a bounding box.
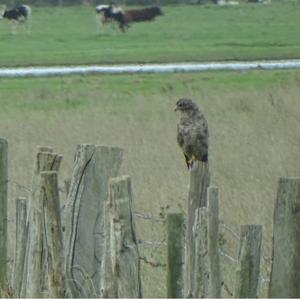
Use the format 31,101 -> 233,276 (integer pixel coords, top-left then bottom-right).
174,98 -> 209,169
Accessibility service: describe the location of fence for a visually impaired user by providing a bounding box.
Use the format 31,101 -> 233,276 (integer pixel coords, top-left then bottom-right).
0,138 -> 300,297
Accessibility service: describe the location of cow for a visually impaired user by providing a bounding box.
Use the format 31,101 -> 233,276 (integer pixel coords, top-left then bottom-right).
95,5 -> 163,33
123,6 -> 163,23
0,4 -> 31,34
95,4 -> 127,33
248,0 -> 271,3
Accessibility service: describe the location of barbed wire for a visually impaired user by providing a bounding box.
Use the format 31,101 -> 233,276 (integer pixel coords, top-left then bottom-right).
8,178 -> 67,195
6,178 -> 273,291
219,221 -> 240,241
219,221 -> 272,265
139,256 -> 166,268
133,212 -> 166,223
219,249 -> 238,263
137,239 -> 167,246
8,179 -> 32,193
221,281 -> 233,297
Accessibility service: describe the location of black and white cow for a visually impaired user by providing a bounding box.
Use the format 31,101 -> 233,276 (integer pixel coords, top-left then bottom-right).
0,4 -> 31,34
95,4 -> 127,33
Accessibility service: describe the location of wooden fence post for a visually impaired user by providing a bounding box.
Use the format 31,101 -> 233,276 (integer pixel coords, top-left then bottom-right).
26,146 -> 62,227
268,177 -> 300,298
41,171 -> 65,298
207,186 -> 221,298
0,138 -> 7,291
100,176 -> 142,298
167,213 -> 185,298
63,144 -> 123,298
185,161 -> 210,297
193,207 -> 209,298
234,225 -> 262,298
11,197 -> 27,298
25,147 -> 63,298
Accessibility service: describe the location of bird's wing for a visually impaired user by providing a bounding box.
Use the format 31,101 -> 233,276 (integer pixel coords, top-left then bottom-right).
177,127 -> 184,148
193,117 -> 209,161
177,126 -> 191,168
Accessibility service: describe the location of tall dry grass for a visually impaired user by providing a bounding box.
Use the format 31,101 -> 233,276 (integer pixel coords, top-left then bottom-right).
1,74 -> 300,297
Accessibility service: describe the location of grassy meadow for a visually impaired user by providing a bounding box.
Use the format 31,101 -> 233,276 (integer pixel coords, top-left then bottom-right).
1,69 -> 300,296
0,1 -> 300,66
1,0 -> 300,296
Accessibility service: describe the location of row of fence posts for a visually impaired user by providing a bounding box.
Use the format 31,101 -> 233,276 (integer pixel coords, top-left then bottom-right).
0,137 -> 299,297
166,161 -> 300,298
4,141 -> 141,298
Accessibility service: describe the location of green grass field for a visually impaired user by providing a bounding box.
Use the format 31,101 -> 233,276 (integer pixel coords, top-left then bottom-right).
2,69 -> 300,296
1,1 -> 300,296
0,1 -> 300,66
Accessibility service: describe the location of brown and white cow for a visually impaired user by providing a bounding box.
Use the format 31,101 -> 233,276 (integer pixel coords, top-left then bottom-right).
95,5 -> 163,33
123,6 -> 163,23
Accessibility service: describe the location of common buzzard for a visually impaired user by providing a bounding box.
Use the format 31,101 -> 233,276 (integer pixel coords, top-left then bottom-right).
174,98 -> 209,169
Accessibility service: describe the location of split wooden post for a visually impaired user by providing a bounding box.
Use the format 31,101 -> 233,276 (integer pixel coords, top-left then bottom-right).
12,197 -> 27,298
207,186 -> 221,298
100,176 -> 142,298
193,207 -> 209,298
25,174 -> 45,298
64,177 -> 71,198
26,146 -> 61,227
166,213 -> 185,298
185,161 -> 210,297
24,147 -> 63,298
64,144 -> 123,298
234,225 -> 262,298
0,138 -> 7,290
269,177 -> 300,298
41,171 -> 65,298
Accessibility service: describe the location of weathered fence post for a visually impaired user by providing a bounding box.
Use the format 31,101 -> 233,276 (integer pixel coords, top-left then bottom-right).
100,176 -> 142,298
64,144 -> 123,298
41,171 -> 65,298
167,213 -> 185,298
207,186 -> 221,298
64,177 -> 71,198
25,147 -> 63,298
268,177 -> 300,298
26,146 -> 61,227
11,197 -> 27,298
193,207 -> 209,298
185,161 -> 210,297
0,138 -> 7,292
234,225 -> 262,298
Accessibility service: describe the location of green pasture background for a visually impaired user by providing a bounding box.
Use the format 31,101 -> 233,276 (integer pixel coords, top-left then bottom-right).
0,0 -> 280,8
0,0 -> 300,297
0,1 -> 300,66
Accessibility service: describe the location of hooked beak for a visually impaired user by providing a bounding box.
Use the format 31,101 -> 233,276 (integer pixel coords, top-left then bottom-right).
174,105 -> 178,111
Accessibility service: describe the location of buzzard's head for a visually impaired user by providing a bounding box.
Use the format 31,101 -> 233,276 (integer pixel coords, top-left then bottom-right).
174,98 -> 199,113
